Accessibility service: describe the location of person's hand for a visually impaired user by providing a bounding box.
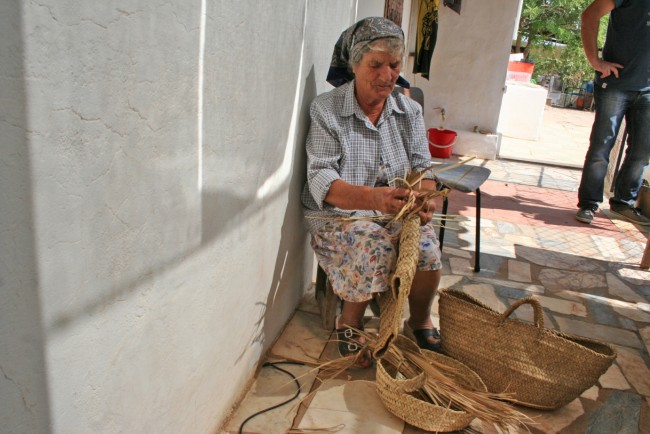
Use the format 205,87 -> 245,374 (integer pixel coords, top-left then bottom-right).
414,192 -> 436,226
373,187 -> 413,214
593,58 -> 623,79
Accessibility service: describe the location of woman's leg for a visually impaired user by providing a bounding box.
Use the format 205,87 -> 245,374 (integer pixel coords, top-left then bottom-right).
311,220 -> 396,366
336,299 -> 373,367
311,220 -> 397,315
407,269 -> 441,332
338,299 -> 371,329
404,221 -> 443,349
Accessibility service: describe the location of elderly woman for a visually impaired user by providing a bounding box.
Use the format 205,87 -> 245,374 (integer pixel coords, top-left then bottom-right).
301,17 -> 442,366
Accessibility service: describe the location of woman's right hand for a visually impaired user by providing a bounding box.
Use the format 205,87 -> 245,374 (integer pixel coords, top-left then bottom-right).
324,181 -> 413,214
373,187 -> 413,214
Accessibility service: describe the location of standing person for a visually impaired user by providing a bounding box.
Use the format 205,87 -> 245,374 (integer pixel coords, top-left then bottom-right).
575,0 -> 650,225
302,17 -> 443,367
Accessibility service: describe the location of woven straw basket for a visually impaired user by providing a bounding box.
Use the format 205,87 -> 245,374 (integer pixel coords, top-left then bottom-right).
376,336 -> 486,432
438,289 -> 617,410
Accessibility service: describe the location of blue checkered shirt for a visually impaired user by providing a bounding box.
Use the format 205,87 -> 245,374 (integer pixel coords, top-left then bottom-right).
301,80 -> 433,232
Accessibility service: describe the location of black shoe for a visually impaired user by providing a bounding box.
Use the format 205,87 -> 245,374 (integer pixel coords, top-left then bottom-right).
609,205 -> 650,226
403,320 -> 442,352
335,316 -> 371,367
575,207 -> 596,224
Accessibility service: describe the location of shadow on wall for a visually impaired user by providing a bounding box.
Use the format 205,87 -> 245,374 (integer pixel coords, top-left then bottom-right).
242,67 -> 316,361
46,61 -> 318,373
198,67 -> 317,362
0,0 -> 52,431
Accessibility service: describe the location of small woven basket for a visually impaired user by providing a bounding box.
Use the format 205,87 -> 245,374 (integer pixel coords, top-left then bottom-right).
438,289 -> 617,409
376,336 -> 486,432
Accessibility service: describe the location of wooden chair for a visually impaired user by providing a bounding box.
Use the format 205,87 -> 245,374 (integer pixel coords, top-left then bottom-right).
315,266 -> 340,330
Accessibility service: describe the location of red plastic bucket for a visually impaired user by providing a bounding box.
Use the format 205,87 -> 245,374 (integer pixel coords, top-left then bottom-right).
507,61 -> 535,74
428,128 -> 457,158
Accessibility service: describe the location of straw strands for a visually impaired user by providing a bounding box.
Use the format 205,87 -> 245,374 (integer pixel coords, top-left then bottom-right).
380,337 -> 534,432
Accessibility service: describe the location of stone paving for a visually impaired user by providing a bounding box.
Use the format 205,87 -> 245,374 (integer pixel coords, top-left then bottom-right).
222,159 -> 650,434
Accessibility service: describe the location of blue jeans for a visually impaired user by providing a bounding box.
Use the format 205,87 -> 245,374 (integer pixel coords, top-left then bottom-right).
577,87 -> 650,210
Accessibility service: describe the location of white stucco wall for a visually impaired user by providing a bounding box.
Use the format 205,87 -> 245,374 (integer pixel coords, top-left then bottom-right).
403,0 -> 521,159
0,1 -> 356,433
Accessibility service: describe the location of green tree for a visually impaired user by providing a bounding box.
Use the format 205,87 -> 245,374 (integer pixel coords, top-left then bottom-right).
514,0 -> 608,89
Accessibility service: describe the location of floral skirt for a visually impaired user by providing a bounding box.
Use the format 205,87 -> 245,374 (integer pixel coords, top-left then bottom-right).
310,219 -> 442,302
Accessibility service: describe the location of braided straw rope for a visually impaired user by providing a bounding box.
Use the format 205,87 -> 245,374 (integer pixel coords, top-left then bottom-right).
371,214 -> 421,357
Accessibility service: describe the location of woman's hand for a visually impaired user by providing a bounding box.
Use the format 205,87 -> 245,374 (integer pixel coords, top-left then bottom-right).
413,179 -> 437,225
324,180 -> 435,221
414,192 -> 436,225
325,181 -> 413,214
372,187 -> 413,214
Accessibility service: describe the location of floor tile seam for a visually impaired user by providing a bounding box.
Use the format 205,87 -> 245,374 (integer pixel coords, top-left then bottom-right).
476,217 -> 626,239
289,328 -> 338,431
487,179 -> 580,193
481,179 -> 578,193
492,158 -> 585,172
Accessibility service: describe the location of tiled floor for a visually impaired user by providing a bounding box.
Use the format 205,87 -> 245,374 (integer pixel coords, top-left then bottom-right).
222,115 -> 650,434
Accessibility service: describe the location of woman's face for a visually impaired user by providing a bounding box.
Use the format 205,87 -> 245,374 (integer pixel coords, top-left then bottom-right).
352,49 -> 402,104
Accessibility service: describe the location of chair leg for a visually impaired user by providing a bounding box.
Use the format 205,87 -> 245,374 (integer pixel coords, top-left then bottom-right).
439,194 -> 449,250
474,188 -> 482,272
315,265 -> 339,330
641,237 -> 650,269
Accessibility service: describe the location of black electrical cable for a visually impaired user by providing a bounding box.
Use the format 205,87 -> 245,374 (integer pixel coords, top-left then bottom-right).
238,361 -> 304,434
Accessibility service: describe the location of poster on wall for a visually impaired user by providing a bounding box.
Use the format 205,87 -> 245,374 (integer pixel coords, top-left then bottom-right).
384,0 -> 403,26
413,0 -> 439,79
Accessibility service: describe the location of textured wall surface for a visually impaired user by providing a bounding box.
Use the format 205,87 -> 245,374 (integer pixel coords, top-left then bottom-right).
0,1 -> 354,432
0,1 -> 52,432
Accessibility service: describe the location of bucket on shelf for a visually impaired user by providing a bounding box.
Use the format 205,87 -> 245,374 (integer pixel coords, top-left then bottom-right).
428,128 -> 457,159
507,61 -> 535,74
507,61 -> 535,83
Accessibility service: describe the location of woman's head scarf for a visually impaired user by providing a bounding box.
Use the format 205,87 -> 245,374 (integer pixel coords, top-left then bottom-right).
326,17 -> 410,88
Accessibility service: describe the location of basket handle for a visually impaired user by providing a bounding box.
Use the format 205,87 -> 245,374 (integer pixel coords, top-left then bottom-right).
394,371 -> 427,393
428,139 -> 455,149
500,296 -> 544,329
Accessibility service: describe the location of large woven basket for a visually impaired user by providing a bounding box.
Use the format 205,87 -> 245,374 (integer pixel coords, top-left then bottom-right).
438,289 -> 617,410
376,336 -> 486,432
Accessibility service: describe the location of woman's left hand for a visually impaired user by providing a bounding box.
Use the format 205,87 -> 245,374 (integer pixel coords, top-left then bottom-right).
415,194 -> 436,226
414,179 -> 437,226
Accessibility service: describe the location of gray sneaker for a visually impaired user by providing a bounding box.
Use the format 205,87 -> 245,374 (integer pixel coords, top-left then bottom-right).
575,208 -> 595,224
609,206 -> 650,226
